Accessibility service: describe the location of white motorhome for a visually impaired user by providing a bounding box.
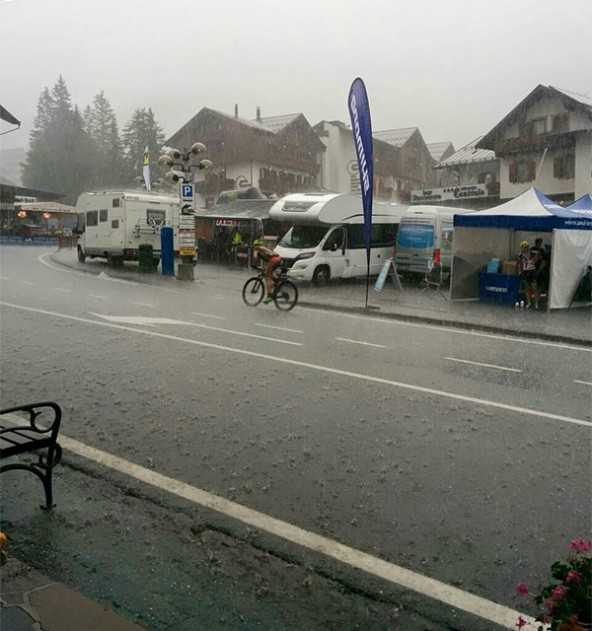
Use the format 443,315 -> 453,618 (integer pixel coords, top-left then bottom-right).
394,205 -> 472,277
269,193 -> 407,286
76,191 -> 180,265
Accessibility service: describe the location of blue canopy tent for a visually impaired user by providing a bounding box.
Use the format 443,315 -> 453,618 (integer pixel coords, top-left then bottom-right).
564,194 -> 592,217
450,188 -> 592,309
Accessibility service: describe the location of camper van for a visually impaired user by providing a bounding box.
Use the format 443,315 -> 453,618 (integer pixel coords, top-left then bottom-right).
76,191 -> 181,265
269,193 -> 407,286
394,205 -> 471,277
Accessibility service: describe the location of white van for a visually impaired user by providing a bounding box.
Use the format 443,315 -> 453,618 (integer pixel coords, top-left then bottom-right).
76,191 -> 180,265
269,193 -> 407,286
394,205 -> 471,277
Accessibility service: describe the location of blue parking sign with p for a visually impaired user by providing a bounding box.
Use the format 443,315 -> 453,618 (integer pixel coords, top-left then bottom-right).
181,183 -> 194,201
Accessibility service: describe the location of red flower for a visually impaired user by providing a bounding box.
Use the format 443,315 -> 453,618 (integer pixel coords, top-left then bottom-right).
551,584 -> 568,601
569,539 -> 592,553
566,570 -> 581,583
516,582 -> 529,595
543,599 -> 555,612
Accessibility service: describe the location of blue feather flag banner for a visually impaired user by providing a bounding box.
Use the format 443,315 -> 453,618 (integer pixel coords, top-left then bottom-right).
348,78 -> 374,266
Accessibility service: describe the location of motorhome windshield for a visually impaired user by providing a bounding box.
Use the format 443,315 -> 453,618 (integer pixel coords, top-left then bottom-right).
278,225 -> 328,248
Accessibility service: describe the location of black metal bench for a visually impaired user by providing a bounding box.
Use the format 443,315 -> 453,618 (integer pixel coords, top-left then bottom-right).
0,402 -> 62,509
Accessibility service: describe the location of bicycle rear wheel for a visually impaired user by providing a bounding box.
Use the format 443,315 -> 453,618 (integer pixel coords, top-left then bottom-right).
242,277 -> 265,306
273,280 -> 298,311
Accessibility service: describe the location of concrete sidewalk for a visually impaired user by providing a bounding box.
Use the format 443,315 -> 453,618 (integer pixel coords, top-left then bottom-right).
1,555 -> 147,631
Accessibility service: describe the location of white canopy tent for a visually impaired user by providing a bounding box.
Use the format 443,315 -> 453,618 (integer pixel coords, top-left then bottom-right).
450,188 -> 592,309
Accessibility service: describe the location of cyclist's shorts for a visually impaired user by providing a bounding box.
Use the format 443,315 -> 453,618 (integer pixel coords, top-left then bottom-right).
266,255 -> 282,278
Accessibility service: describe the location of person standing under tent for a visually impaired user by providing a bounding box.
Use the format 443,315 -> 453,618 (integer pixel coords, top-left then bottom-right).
517,240 -> 541,309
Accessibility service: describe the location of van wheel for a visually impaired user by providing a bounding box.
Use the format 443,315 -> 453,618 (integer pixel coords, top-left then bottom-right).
312,265 -> 330,287
77,246 -> 86,263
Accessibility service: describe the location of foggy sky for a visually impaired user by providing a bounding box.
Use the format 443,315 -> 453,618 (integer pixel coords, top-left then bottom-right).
1,0 -> 590,153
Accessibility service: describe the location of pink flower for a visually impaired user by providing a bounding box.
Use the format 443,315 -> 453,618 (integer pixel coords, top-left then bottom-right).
551,584 -> 568,601
516,582 -> 529,595
569,539 -> 592,553
543,599 -> 555,612
515,615 -> 529,629
566,570 -> 581,583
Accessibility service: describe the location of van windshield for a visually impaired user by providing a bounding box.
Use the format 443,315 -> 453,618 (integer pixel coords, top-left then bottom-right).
278,225 -> 328,248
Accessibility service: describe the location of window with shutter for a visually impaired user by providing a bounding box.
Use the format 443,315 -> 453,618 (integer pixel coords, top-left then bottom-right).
552,113 -> 569,132
509,163 -> 518,183
528,161 -> 536,181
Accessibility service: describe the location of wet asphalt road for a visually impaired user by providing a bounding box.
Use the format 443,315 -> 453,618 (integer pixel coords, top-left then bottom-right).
1,246 -> 590,630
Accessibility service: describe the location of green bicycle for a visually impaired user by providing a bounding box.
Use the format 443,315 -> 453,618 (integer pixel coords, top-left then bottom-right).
242,266 -> 298,311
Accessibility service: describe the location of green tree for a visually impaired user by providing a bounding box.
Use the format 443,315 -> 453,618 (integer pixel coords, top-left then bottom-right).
22,76 -> 95,204
83,91 -> 124,188
121,107 -> 165,187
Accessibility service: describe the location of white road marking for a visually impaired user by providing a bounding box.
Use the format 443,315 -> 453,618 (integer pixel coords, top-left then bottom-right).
43,427 -> 536,630
23,281 -> 37,286
574,380 -> 592,386
0,276 -> 9,281
445,357 -> 522,373
336,337 -> 388,349
3,302 -> 590,429
88,312 -> 303,346
53,287 -> 71,293
33,254 -> 590,353
131,301 -> 154,307
191,311 -> 226,320
255,323 -> 303,334
89,295 -> 108,300
306,306 -> 592,353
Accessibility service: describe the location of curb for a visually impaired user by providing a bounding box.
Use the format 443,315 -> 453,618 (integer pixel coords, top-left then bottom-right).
49,251 -> 591,348
297,301 -> 592,347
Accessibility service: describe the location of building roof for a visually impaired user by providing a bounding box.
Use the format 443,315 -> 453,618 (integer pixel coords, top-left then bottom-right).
435,137 -> 497,169
202,109 -> 303,135
206,108 -> 270,132
426,142 -> 455,162
477,84 -> 592,149
258,113 -> 301,133
16,201 -> 76,214
373,127 -> 418,147
0,177 -> 63,201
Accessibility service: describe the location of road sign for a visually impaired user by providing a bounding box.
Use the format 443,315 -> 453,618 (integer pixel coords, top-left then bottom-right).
181,183 -> 194,202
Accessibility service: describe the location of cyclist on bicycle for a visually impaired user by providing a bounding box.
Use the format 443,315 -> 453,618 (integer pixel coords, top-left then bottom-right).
253,235 -> 282,303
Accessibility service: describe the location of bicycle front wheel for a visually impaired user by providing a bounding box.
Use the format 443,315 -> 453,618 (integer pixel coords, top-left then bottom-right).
273,280 -> 298,311
242,277 -> 265,306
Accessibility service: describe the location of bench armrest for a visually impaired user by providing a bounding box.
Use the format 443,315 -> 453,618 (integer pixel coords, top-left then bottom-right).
0,401 -> 62,439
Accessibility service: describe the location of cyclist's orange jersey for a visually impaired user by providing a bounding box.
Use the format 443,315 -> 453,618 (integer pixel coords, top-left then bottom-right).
254,245 -> 281,263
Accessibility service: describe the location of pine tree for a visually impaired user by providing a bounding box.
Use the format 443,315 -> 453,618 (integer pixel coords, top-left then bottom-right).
22,76 -> 95,204
121,107 -> 165,187
83,91 -> 124,188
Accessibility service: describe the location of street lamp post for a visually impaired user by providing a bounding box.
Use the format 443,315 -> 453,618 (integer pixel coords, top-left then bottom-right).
158,143 -> 213,281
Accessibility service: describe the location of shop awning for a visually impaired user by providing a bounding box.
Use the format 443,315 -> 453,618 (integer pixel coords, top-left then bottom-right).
194,199 -> 275,221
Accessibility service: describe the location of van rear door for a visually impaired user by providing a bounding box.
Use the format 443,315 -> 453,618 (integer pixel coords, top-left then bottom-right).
395,221 -> 434,273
